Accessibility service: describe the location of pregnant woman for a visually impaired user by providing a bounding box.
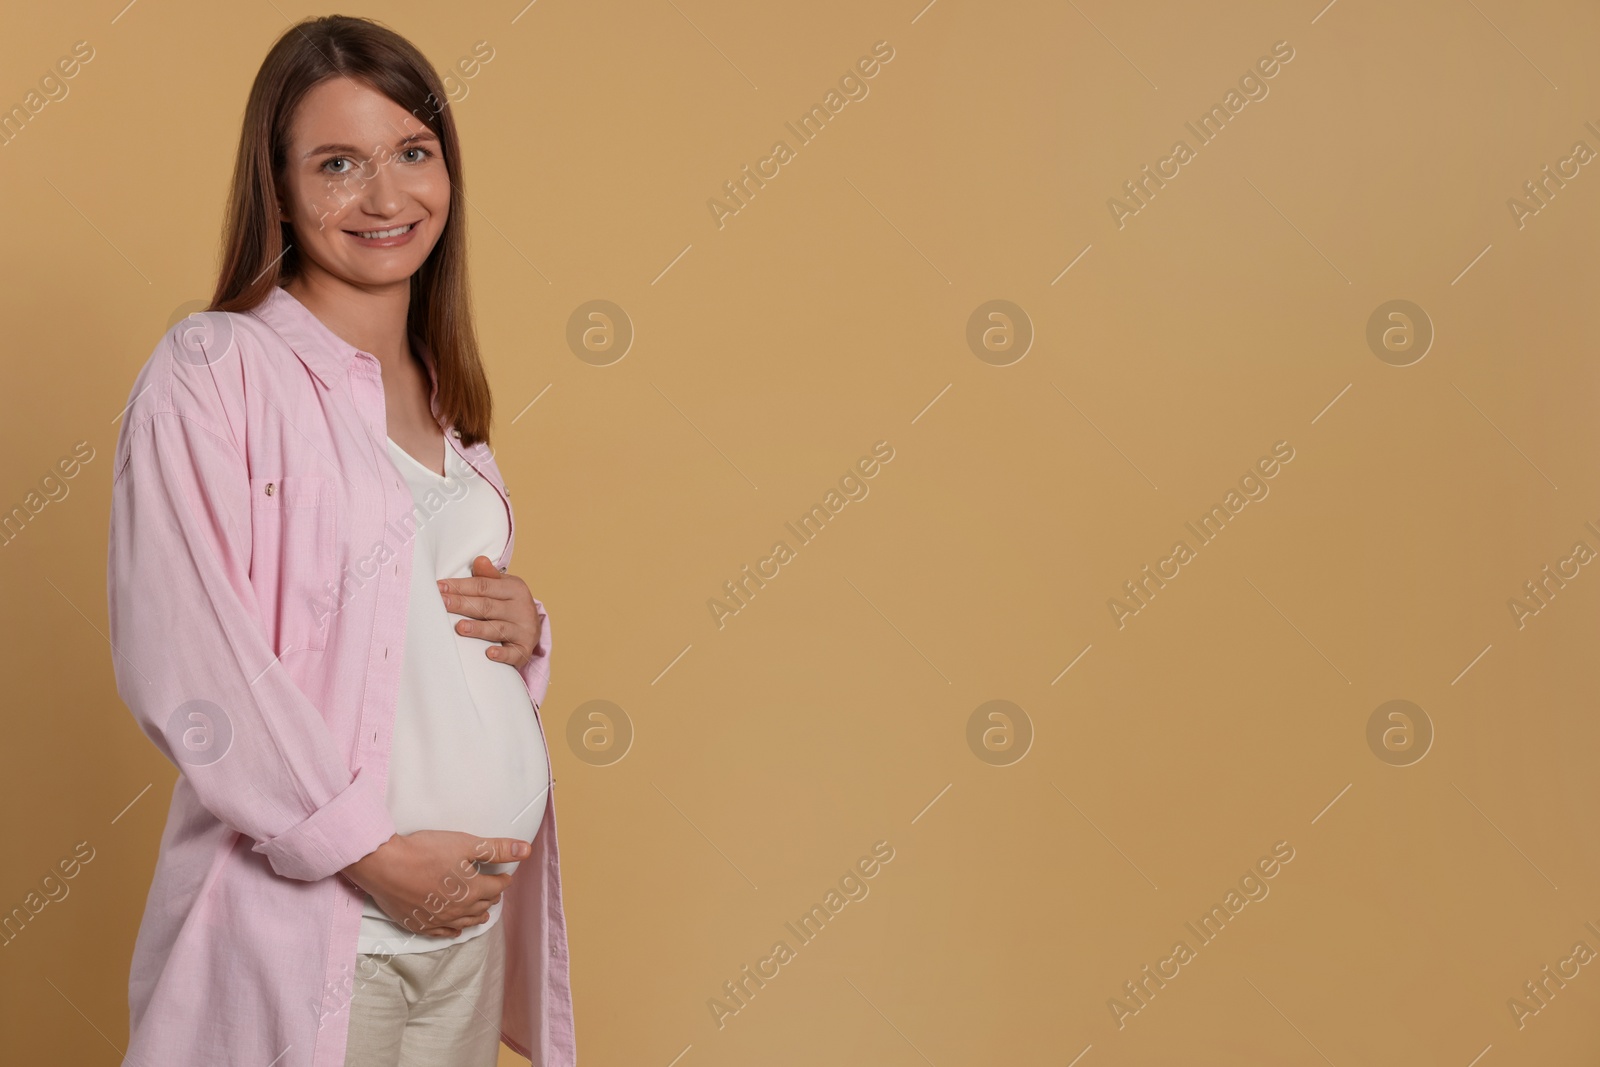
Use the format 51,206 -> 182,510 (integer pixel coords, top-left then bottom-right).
105,15 -> 574,1067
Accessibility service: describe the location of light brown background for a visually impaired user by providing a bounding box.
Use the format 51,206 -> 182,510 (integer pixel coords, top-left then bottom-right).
3,0 -> 1599,1063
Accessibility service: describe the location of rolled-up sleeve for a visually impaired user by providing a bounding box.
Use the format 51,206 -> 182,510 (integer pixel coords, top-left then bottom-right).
517,596 -> 552,712
107,409 -> 396,882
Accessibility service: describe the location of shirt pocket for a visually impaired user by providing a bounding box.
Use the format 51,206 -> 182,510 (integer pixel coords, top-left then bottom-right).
248,475 -> 338,655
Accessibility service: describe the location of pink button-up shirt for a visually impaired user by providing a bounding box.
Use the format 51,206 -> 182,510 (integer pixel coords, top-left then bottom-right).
106,284 -> 575,1066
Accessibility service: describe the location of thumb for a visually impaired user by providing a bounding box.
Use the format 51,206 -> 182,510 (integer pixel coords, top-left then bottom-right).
471,554 -> 500,577
478,837 -> 531,864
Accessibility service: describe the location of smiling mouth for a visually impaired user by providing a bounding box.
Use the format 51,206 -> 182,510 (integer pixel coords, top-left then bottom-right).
347,222 -> 417,239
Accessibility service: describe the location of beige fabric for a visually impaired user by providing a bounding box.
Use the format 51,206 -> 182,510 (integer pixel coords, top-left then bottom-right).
343,918 -> 507,1067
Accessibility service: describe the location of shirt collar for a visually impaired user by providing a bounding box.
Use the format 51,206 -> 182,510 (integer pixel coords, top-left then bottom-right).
249,284 -> 443,423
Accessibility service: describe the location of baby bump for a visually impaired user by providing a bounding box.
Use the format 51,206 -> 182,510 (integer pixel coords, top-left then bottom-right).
385,650 -> 550,843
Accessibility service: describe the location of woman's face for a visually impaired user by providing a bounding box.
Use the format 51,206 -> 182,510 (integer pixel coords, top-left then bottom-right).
277,76 -> 450,290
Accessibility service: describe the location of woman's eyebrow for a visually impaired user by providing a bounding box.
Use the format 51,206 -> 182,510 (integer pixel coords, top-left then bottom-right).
303,129 -> 439,158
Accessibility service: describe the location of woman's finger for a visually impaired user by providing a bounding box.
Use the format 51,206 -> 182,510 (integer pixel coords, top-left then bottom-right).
455,617 -> 511,640
436,900 -> 492,928
443,593 -> 500,621
438,573 -> 516,613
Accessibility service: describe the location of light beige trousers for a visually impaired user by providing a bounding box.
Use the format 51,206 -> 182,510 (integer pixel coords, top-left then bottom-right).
342,918 -> 506,1067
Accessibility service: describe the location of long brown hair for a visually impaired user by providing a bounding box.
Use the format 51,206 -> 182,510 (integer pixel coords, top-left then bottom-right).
208,14 -> 493,447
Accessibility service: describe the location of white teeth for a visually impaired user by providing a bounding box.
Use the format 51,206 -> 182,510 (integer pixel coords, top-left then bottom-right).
354,223 -> 414,239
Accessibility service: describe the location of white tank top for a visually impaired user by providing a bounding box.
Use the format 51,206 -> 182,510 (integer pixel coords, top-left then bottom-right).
356,433 -> 551,955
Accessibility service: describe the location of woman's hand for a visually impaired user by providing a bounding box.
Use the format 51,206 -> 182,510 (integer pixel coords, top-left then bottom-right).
438,555 -> 542,668
342,830 -> 528,937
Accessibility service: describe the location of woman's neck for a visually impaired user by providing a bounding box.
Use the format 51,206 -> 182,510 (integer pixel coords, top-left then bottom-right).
283,273 -> 413,372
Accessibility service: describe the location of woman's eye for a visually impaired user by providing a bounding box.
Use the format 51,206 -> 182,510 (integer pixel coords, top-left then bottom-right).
322,157 -> 350,174
403,147 -> 433,163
